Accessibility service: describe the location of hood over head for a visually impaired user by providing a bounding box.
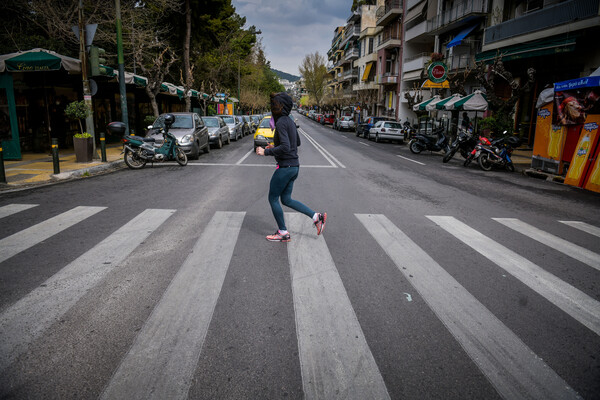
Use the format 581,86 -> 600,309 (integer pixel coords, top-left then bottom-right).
270,92 -> 293,120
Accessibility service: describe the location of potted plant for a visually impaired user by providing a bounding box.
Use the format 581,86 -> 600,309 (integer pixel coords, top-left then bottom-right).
65,100 -> 93,162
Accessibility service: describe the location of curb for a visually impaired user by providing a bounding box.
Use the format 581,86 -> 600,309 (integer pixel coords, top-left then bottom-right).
51,159 -> 125,180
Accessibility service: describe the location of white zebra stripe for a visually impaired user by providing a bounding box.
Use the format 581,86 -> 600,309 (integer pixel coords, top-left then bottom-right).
287,213 -> 390,400
100,211 -> 245,400
493,218 -> 600,271
559,220 -> 600,238
360,214 -> 580,400
0,206 -> 106,264
0,204 -> 38,219
0,208 -> 175,372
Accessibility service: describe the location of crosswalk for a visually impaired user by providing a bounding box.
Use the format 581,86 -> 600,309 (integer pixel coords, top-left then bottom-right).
1,203 -> 598,399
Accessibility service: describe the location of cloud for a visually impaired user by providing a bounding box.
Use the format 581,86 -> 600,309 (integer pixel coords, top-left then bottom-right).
232,0 -> 349,75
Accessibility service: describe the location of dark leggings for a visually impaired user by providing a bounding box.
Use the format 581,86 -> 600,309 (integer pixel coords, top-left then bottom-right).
268,167 -> 314,231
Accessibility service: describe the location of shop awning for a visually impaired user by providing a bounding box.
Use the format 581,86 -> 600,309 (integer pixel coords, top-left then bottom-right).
476,35 -> 577,63
362,62 -> 374,81
405,1 -> 427,23
446,90 -> 488,111
435,93 -> 462,110
413,96 -> 436,111
421,79 -> 449,89
447,24 -> 478,48
403,70 -> 422,81
0,48 -> 81,73
425,95 -> 447,111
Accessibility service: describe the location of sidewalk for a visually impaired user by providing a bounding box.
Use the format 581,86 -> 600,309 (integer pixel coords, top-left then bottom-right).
0,144 -> 125,192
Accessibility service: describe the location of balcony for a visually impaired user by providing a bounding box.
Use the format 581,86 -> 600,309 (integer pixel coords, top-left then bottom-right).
484,0 -> 599,45
341,25 -> 361,47
377,32 -> 402,50
376,73 -> 398,85
376,0 -> 403,26
446,53 -> 474,70
402,52 -> 428,72
353,81 -> 379,91
341,68 -> 359,81
345,47 -> 360,61
405,20 -> 429,43
427,0 -> 488,34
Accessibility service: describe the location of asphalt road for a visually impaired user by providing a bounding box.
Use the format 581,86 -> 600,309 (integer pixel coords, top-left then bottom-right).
1,111 -> 599,399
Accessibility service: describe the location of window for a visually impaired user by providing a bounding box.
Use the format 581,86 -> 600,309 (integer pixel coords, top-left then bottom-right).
202,117 -> 219,127
369,38 -> 374,54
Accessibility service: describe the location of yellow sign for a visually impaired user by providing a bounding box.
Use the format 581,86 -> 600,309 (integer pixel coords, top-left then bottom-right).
421,79 -> 449,89
564,114 -> 600,187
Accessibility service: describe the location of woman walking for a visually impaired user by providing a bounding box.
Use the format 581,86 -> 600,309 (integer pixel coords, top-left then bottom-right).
255,92 -> 327,242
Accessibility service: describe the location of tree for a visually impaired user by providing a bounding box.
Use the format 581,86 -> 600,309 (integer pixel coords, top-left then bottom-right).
351,0 -> 376,12
299,52 -> 328,110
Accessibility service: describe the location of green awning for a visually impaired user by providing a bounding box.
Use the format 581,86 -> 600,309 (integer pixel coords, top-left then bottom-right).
476,35 -> 577,63
0,48 -> 81,73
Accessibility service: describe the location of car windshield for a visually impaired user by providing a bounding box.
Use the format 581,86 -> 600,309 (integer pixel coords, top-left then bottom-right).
202,117 -> 219,127
385,122 -> 402,129
342,116 -> 352,121
221,116 -> 235,124
259,118 -> 271,128
154,114 -> 193,129
251,116 -> 260,122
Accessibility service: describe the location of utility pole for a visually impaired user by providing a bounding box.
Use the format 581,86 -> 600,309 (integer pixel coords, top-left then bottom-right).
78,0 -> 98,157
115,0 -> 130,135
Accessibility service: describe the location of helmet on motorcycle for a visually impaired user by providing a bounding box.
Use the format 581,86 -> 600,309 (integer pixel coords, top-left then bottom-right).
163,113 -> 175,128
507,136 -> 520,147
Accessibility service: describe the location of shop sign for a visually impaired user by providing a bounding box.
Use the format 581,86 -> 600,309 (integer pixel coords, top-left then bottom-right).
427,61 -> 448,84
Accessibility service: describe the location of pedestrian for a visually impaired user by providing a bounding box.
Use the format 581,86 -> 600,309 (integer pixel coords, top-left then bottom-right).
461,112 -> 471,130
255,92 -> 327,242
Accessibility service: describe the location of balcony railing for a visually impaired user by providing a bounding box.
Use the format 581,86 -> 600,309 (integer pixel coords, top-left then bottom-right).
376,0 -> 403,26
447,54 -> 474,70
427,0 -> 487,32
402,52 -> 429,72
484,0 -> 599,44
345,48 -> 360,60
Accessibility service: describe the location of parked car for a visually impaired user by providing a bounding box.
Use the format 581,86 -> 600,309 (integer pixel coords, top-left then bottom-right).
308,110 -> 316,119
254,116 -> 275,150
355,116 -> 393,137
218,115 -> 243,141
146,112 -> 209,159
333,116 -> 355,131
321,113 -> 335,125
201,116 -> 230,149
368,120 -> 405,143
315,114 -> 324,124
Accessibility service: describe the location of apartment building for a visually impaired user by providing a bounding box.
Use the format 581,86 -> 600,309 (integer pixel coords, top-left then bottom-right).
326,27 -> 345,102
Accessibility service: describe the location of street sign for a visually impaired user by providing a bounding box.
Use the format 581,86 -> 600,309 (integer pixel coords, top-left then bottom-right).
428,61 -> 448,84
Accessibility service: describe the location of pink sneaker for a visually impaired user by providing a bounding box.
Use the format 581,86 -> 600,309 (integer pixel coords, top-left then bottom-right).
266,231 -> 291,242
314,213 -> 327,235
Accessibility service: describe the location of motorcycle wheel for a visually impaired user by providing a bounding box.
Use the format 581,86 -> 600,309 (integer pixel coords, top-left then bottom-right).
460,149 -> 470,159
124,148 -> 146,169
463,154 -> 474,167
506,162 -> 515,172
409,139 -> 422,154
478,153 -> 493,171
443,147 -> 458,163
175,147 -> 188,166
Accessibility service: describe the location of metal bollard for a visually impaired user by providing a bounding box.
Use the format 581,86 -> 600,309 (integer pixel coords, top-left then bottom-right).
0,145 -> 6,184
100,132 -> 107,162
51,138 -> 60,174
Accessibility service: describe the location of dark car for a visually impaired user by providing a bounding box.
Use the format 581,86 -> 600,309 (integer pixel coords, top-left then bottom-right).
321,113 -> 335,125
355,116 -> 393,138
147,112 -> 209,159
201,116 -> 230,149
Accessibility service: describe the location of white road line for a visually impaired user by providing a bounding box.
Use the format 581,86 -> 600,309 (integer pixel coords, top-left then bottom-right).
0,206 -> 106,264
0,204 -> 38,219
0,208 -> 175,373
101,211 -> 245,400
359,142 -> 370,146
236,149 -> 254,164
359,214 -> 580,400
493,218 -> 600,271
428,216 -> 600,336
298,128 -> 337,168
158,162 -> 336,168
299,128 -> 347,169
559,220 -> 600,237
396,155 -> 425,165
287,213 -> 390,400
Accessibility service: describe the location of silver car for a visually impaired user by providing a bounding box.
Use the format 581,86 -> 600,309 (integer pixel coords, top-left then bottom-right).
368,120 -> 405,143
218,115 -> 243,141
202,116 -> 230,149
146,112 -> 210,159
334,116 -> 355,131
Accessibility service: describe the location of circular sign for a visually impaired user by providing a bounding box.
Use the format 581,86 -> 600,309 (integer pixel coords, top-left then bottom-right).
428,61 -> 448,84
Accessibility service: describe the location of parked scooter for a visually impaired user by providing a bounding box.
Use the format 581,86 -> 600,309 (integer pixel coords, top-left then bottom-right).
401,121 -> 416,140
463,135 -> 492,167
478,135 -> 521,172
408,127 -> 450,154
442,127 -> 477,163
110,113 -> 188,169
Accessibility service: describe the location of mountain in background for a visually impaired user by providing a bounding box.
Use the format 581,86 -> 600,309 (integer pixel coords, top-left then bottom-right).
272,68 -> 300,82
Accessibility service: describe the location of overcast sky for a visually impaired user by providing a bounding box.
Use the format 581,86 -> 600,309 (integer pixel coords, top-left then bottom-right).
232,0 -> 352,77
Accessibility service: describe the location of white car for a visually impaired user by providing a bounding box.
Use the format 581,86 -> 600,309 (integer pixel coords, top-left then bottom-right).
368,120 -> 405,143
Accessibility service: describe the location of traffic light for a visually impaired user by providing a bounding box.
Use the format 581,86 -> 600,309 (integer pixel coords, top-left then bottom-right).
89,45 -> 106,76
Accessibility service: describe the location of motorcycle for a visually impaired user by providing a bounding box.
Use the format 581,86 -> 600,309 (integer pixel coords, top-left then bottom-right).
109,113 -> 188,170
463,135 -> 493,167
442,128 -> 477,163
478,135 -> 521,172
408,127 -> 450,154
